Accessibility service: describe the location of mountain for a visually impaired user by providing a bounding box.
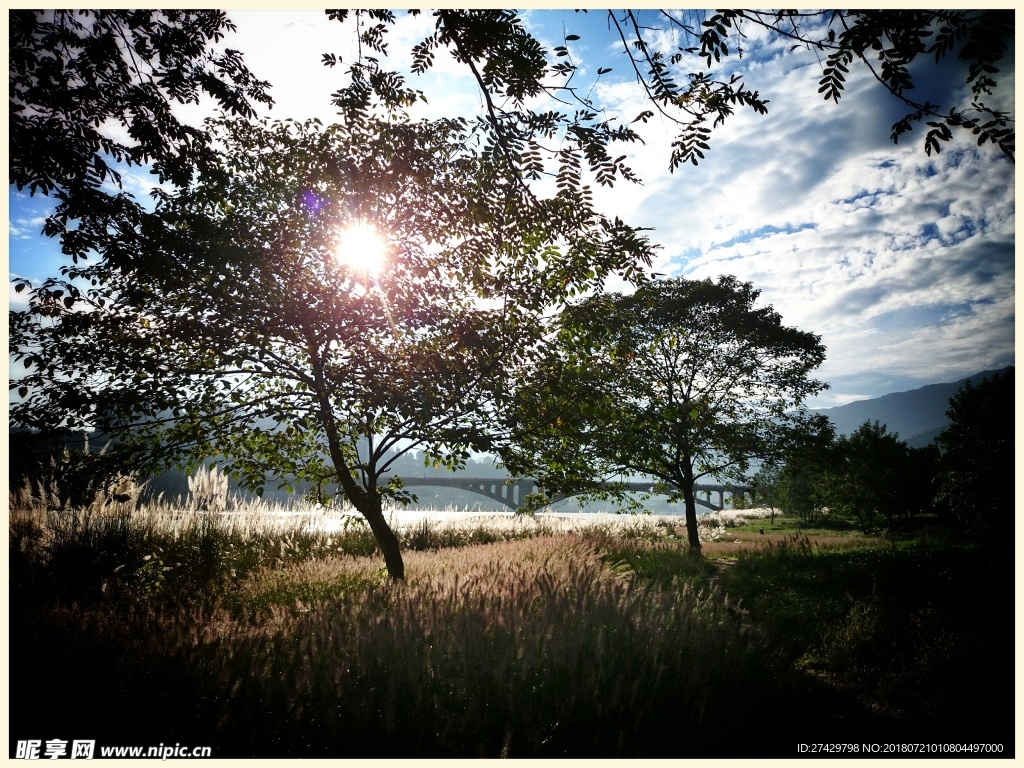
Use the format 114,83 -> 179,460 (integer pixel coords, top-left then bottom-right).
813,368 -> 1011,448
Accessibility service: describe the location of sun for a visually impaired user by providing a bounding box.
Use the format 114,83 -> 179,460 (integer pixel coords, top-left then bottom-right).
335,223 -> 388,276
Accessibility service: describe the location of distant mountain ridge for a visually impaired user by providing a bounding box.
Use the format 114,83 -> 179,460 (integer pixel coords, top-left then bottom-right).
813,368 -> 1011,448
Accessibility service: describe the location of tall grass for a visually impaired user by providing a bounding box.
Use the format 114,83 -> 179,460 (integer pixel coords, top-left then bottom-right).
10,503 -> 809,758
13,494 -> 1007,756
204,538 -> 793,757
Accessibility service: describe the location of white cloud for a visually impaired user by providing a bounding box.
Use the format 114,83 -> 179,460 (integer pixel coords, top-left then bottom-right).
8,215 -> 49,240
226,10 -> 355,125
568,28 -> 1014,400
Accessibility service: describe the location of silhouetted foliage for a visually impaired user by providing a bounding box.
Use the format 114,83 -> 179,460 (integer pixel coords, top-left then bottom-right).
905,444 -> 942,518
935,367 -> 1014,530
324,9 -> 1014,179
9,10 -> 274,275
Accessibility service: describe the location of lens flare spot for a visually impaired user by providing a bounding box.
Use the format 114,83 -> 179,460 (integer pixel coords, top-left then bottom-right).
336,223 -> 388,276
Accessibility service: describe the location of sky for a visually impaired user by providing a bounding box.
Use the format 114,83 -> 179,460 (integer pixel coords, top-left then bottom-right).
7,9 -> 1016,409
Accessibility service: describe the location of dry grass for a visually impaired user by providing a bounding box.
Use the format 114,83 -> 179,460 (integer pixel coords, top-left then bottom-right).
204,534 -> 788,756
703,529 -> 886,558
10,503 -> 798,758
12,487 -> 1008,757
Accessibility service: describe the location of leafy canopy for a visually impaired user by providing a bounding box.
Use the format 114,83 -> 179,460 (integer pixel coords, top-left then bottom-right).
502,275 -> 828,550
9,9 -> 1012,295
9,10 -> 274,272
324,8 -> 1014,180
14,110 -> 652,472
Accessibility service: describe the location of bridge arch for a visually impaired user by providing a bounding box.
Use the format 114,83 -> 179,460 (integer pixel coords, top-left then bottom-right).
398,478 -> 752,513
399,477 -> 523,511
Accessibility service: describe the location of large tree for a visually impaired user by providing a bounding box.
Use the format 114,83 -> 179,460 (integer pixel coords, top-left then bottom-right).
502,276 -> 828,553
10,114 -> 655,579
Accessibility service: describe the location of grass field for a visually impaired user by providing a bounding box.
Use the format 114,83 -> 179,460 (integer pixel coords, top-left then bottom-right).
8,494 -> 1015,758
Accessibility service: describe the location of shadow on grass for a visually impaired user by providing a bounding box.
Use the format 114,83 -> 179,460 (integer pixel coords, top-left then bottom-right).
713,536 -> 1014,742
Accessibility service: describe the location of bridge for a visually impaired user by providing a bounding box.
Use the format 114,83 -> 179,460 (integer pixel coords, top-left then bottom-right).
398,477 -> 753,513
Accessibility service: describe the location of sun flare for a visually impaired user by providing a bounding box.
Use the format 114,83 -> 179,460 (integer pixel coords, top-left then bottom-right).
335,223 -> 388,276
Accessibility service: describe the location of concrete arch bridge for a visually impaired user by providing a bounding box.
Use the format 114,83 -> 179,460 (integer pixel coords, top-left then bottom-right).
400,477 -> 752,513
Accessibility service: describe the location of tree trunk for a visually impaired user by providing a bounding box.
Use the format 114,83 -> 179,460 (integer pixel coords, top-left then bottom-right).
326,456 -> 406,580
680,474 -> 702,555
311,363 -> 406,580
357,494 -> 406,581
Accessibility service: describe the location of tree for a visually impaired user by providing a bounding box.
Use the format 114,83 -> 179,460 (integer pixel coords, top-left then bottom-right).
502,276 -> 828,553
9,10 -> 274,274
10,114 -> 655,580
773,420 -> 938,530
935,367 -> 1014,530
777,461 -> 826,525
748,462 -> 783,524
905,444 -> 941,521
324,9 -> 1014,180
818,421 -> 911,533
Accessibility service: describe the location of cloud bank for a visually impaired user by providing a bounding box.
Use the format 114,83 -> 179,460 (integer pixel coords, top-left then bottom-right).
570,18 -> 1014,406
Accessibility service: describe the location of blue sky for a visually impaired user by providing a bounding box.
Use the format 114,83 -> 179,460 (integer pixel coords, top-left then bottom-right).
8,10 -> 1015,408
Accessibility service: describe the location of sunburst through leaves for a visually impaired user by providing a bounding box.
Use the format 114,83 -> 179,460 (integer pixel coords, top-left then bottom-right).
335,222 -> 388,276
